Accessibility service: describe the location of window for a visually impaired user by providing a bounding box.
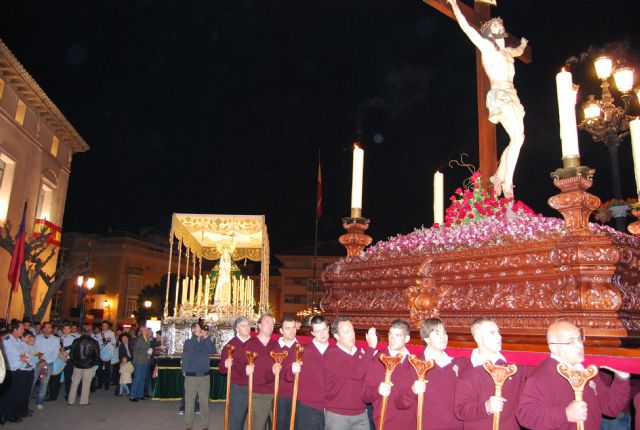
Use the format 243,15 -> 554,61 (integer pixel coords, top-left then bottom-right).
35,183 -> 53,221
50,290 -> 63,320
126,273 -> 142,297
125,297 -> 138,316
51,136 -> 59,157
283,295 -> 306,304
15,100 -> 26,126
0,154 -> 16,223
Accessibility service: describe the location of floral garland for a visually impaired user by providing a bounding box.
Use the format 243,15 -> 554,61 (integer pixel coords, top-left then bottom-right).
340,170 -> 640,263
594,197 -> 638,223
442,171 -> 536,227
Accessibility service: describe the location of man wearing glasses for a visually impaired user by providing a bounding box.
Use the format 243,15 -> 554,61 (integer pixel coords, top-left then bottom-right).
517,320 -> 630,430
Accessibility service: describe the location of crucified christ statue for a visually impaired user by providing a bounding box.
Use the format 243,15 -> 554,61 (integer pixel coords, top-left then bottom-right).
448,0 -> 527,198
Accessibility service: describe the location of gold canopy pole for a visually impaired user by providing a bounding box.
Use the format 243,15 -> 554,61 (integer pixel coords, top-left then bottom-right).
190,250 -> 196,304
198,255 -> 203,306
163,228 -> 174,318
173,238 -> 182,316
182,246 -> 190,306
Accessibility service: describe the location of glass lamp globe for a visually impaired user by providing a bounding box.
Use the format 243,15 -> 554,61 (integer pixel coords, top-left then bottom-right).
613,67 -> 634,93
594,56 -> 612,80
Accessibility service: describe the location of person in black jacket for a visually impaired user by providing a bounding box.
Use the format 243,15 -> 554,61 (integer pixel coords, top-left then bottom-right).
67,326 -> 99,405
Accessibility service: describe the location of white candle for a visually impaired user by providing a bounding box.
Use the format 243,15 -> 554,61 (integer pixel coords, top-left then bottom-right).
181,278 -> 188,305
350,144 -> 364,216
433,171 -> 444,225
630,118 -> 640,197
203,276 -> 210,306
556,69 -> 580,159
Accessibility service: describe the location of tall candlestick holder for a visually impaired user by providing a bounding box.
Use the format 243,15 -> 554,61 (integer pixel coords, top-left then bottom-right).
339,216 -> 372,257
548,160 -> 600,235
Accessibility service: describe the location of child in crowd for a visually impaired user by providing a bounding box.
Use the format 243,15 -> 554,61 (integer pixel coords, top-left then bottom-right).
118,356 -> 134,397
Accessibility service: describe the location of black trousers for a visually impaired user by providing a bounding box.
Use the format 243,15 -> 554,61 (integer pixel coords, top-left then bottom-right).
228,383 -> 248,430
275,396 -> 292,430
295,402 -> 325,430
63,361 -> 74,396
0,369 -> 33,420
96,360 -> 111,389
47,372 -> 63,400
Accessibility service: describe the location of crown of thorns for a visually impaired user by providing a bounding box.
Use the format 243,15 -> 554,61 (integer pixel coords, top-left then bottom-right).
480,17 -> 504,35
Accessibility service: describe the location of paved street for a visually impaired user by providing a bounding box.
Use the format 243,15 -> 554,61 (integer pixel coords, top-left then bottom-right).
9,389 -> 226,430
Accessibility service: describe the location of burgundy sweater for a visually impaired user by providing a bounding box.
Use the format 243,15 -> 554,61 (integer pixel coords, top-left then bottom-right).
516,357 -> 630,430
362,348 -> 417,429
273,339 -> 298,398
282,340 -> 327,411
454,359 -> 529,430
397,356 -> 471,430
218,336 -> 249,386
237,336 -> 279,394
324,344 -> 375,416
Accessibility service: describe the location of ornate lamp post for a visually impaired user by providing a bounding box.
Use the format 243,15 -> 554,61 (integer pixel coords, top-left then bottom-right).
578,56 -> 637,231
77,274 -> 95,326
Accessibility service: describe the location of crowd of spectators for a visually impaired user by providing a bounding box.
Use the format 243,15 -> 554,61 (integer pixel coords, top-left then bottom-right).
0,317 -> 163,423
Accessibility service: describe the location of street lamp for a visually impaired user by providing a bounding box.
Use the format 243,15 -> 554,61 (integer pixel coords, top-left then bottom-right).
144,300 -> 152,309
578,55 -> 637,231
77,275 -> 95,326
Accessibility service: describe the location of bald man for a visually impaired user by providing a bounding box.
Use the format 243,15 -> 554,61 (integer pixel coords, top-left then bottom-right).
516,320 -> 630,430
454,317 -> 528,430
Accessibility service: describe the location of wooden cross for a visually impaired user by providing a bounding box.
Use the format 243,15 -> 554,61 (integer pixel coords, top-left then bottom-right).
423,0 -> 532,190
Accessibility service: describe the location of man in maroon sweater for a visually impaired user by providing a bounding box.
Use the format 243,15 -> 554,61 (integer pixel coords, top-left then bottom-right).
362,319 -> 416,429
272,315 -> 298,430
399,317 -> 470,430
241,313 -> 279,430
218,316 -> 252,430
516,320 -> 630,430
285,315 -> 331,430
454,317 -> 528,430
324,316 -> 378,430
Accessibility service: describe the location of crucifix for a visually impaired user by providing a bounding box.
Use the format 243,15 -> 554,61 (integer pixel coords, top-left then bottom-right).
423,0 -> 532,194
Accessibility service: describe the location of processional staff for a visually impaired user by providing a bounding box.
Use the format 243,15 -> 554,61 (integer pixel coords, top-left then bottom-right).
556,364 -> 598,430
377,353 -> 403,430
223,344 -> 235,430
270,350 -> 289,428
482,361 -> 518,430
408,355 -> 435,430
246,351 -> 257,430
289,344 -> 305,430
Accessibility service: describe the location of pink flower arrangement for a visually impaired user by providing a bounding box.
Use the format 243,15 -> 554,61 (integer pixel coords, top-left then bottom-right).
442,171 -> 536,227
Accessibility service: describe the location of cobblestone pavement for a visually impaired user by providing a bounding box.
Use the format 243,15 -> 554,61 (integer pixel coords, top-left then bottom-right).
8,389 -> 226,430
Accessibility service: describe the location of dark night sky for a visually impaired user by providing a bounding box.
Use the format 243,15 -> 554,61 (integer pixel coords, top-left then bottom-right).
1,0 -> 639,253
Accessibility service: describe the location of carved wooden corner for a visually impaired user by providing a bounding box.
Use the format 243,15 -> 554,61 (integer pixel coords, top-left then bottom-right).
339,217 -> 373,257
548,175 -> 600,235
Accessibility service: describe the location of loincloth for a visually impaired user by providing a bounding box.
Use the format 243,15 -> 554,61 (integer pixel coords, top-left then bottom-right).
486,87 -> 525,125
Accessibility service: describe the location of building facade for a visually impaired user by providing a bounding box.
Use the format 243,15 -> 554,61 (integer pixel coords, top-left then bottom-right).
0,40 -> 89,321
272,254 -> 340,320
55,230 -> 176,325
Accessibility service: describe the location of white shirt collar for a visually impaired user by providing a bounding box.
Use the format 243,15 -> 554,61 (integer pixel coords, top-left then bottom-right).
550,354 -> 584,370
387,347 -> 409,360
424,349 -> 453,367
278,337 -> 298,348
312,339 -> 329,354
336,343 -> 358,356
470,348 -> 507,367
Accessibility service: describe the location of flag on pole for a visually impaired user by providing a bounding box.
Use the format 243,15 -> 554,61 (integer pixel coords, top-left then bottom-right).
8,203 -> 27,292
316,161 -> 322,219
